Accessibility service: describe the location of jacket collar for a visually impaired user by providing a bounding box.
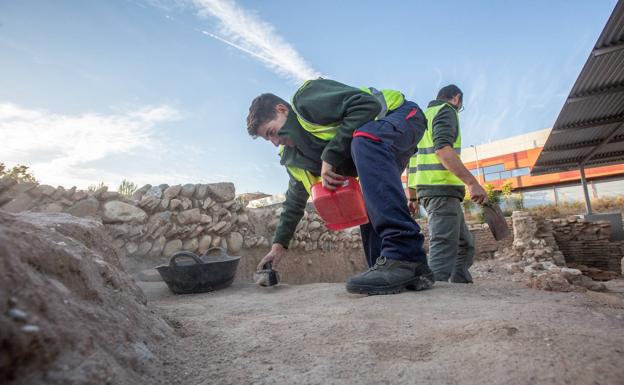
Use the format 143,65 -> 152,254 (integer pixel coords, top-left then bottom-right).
428,99 -> 457,111
277,106 -> 302,141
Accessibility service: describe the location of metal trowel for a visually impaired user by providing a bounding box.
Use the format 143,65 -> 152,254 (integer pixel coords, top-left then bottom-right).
481,202 -> 510,241
254,262 -> 280,287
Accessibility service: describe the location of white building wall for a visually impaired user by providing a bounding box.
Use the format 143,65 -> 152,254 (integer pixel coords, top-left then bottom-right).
460,128 -> 552,163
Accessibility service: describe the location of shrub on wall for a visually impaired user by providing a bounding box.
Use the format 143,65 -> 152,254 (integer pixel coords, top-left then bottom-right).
88,182 -> 107,192
0,162 -> 37,183
118,179 -> 138,197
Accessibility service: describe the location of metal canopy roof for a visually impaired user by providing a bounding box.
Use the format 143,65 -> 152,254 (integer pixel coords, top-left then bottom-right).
532,0 -> 624,176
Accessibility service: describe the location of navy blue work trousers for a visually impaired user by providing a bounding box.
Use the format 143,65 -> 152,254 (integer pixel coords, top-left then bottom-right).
351,101 -> 428,267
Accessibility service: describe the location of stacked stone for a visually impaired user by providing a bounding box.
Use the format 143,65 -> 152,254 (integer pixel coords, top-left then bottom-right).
110,183 -> 253,257
499,211 -> 606,292
258,208 -> 514,259
0,179 -> 263,258
468,218 -> 514,259
266,208 -> 363,252
0,177 -> 121,217
551,216 -> 612,241
504,211 -> 566,265
550,216 -> 622,273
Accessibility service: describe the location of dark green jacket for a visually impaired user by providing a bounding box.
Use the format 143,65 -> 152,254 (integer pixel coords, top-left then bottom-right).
273,79 -> 381,247
415,100 -> 465,200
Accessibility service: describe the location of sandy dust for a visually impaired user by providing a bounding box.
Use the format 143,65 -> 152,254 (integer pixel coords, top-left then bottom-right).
141,275 -> 624,385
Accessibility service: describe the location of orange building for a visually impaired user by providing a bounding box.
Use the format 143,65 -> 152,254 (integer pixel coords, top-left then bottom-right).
403,128 -> 624,207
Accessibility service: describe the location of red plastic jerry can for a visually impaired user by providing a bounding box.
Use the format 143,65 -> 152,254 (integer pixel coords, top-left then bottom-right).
310,177 -> 369,231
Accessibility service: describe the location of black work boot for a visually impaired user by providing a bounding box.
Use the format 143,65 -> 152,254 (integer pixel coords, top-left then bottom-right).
346,256 -> 435,295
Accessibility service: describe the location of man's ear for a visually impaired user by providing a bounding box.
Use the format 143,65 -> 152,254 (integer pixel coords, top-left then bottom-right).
276,103 -> 289,115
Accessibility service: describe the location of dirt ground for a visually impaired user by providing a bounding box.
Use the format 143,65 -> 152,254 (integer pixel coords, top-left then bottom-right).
140,271 -> 624,385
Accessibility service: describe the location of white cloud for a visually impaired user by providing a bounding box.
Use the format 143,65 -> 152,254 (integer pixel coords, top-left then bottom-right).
453,61 -> 572,145
0,103 -> 181,188
191,0 -> 321,83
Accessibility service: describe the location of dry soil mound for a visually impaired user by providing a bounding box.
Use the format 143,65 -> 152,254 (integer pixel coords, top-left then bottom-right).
0,211 -> 180,385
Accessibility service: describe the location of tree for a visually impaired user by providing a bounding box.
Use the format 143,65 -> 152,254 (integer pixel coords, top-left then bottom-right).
0,162 -> 37,183
500,181 -> 513,200
500,181 -> 513,212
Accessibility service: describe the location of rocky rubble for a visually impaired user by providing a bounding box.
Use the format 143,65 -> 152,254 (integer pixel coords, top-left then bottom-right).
497,211 -> 608,292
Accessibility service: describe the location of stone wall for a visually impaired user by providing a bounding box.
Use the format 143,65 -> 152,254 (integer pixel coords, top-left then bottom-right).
550,216 -> 623,273
0,177 -> 515,267
260,208 -> 510,260
1,177 -> 620,285
0,178 -> 257,272
236,205 -> 368,283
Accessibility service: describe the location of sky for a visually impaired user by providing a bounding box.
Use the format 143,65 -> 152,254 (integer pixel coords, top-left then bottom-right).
0,0 -> 619,194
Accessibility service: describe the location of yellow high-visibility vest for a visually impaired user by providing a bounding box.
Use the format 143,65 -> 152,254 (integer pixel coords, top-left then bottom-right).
408,103 -> 463,188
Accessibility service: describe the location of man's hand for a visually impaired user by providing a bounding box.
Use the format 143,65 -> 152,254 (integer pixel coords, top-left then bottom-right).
467,182 -> 488,205
408,200 -> 419,215
321,161 -> 346,190
257,243 -> 287,270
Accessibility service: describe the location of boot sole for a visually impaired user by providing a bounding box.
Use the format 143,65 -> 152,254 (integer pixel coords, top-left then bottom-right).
346,277 -> 431,296
406,275 -> 435,291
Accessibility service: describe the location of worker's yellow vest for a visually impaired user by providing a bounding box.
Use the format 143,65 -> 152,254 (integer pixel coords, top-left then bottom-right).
407,103 -> 463,188
285,80 -> 405,194
281,144 -> 321,194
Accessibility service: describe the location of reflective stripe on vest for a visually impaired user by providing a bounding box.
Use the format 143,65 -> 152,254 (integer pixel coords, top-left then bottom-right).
291,80 -> 405,141
279,145 -> 320,195
407,103 -> 463,188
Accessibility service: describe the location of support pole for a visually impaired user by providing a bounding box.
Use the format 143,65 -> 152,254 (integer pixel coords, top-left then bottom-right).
471,145 -> 481,183
579,163 -> 593,215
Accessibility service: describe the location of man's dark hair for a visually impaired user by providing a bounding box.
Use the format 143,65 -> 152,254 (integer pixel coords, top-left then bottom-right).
437,84 -> 463,103
246,93 -> 290,137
